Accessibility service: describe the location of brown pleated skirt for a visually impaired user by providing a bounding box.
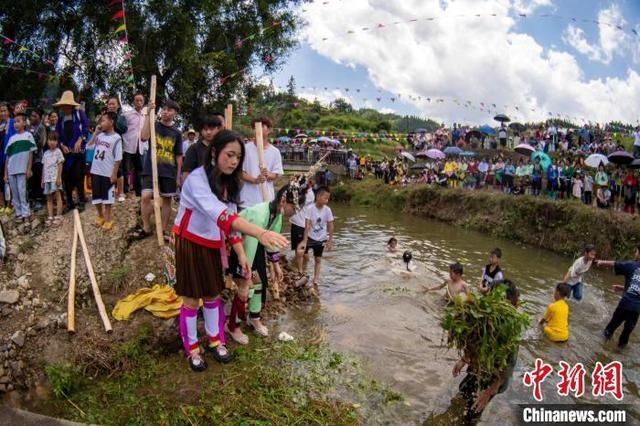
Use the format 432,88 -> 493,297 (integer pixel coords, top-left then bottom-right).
174,235 -> 225,299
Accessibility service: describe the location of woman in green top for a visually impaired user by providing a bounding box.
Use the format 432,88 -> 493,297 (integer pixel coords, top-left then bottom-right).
226,178 -> 306,344
595,164 -> 608,189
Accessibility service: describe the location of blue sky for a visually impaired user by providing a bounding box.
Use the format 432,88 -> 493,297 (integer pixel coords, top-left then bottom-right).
268,0 -> 640,124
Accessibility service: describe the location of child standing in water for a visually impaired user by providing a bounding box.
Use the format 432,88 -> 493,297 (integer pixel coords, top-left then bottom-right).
478,248 -> 504,295
539,283 -> 571,342
425,262 -> 469,302
298,186 -> 334,287
563,244 -> 596,301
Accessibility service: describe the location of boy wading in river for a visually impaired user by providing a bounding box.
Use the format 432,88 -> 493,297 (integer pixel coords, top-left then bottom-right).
597,247 -> 640,349
298,186 -> 334,288
563,244 -> 596,301
425,262 -> 469,303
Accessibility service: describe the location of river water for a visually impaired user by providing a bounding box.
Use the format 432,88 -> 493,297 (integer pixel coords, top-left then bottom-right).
283,204 -> 639,425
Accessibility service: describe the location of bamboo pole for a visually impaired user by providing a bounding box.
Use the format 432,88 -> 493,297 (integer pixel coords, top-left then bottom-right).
67,219 -> 78,333
149,75 -> 164,247
254,122 -> 269,202
225,104 -> 233,129
73,210 -> 113,333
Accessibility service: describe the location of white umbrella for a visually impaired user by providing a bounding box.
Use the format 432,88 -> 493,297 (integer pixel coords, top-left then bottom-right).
585,153 -> 609,168
400,151 -> 416,162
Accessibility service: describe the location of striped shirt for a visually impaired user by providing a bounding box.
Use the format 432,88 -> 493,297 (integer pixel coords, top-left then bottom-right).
4,132 -> 36,175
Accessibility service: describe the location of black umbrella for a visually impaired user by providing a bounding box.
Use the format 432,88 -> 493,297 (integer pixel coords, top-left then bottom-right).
508,122 -> 526,132
608,150 -> 634,165
465,129 -> 483,142
629,159 -> 640,169
494,114 -> 511,123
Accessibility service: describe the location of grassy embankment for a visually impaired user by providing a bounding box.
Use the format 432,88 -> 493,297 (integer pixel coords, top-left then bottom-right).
40,322 -> 400,425
332,178 -> 640,259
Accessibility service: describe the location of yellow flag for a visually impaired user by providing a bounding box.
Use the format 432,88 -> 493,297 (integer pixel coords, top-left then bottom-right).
115,24 -> 126,34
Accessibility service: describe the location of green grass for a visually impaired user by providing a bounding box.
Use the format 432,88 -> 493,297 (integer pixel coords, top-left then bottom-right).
106,265 -> 132,293
38,323 -> 402,425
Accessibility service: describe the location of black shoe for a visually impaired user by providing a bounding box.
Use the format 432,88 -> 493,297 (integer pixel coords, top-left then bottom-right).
77,203 -> 85,212
188,355 -> 207,372
206,344 -> 233,364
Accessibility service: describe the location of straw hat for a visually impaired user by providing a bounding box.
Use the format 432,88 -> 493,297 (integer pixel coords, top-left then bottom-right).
187,128 -> 196,135
53,90 -> 80,107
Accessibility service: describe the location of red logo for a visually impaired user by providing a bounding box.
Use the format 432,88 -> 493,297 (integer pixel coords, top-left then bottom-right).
557,361 -> 586,398
523,358 -> 554,401
592,361 -> 624,401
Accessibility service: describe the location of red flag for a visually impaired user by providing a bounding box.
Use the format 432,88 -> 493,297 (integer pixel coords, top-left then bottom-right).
111,10 -> 125,20
2,37 -> 14,45
119,35 -> 128,43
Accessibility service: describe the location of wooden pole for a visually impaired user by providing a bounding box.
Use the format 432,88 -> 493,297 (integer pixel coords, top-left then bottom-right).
73,210 -> 113,333
149,75 -> 164,247
225,104 -> 233,129
67,219 -> 78,333
254,121 -> 269,202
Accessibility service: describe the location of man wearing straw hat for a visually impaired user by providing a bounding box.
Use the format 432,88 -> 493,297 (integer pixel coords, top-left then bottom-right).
54,90 -> 90,212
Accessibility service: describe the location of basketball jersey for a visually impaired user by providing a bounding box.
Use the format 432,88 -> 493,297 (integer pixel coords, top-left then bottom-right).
90,132 -> 123,177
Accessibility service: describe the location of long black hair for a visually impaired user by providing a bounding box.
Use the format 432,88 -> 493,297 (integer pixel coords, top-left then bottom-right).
204,129 -> 245,204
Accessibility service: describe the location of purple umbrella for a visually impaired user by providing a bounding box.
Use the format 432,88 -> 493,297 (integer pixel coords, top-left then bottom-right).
424,148 -> 445,160
608,150 -> 634,165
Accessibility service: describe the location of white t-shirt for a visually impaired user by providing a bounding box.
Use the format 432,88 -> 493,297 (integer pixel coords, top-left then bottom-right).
239,142 -> 283,208
290,188 -> 315,227
572,179 -> 583,198
42,148 -> 64,183
305,204 -> 334,242
566,256 -> 592,285
90,132 -> 123,177
498,128 -> 507,139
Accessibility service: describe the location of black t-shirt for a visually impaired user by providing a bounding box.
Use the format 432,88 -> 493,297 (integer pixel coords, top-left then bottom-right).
63,118 -> 73,145
183,140 -> 209,173
142,122 -> 182,178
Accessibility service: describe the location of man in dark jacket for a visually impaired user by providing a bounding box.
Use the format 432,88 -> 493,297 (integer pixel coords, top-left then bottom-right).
54,91 -> 90,211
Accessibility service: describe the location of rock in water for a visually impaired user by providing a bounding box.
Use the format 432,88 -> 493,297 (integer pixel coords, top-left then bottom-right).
11,330 -> 25,348
0,290 -> 19,304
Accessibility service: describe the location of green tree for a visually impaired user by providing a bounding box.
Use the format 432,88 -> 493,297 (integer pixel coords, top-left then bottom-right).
286,75 -> 296,99
331,98 -> 353,114
0,0 -> 303,122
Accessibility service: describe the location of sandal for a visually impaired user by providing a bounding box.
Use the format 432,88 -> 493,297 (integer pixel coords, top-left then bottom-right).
102,221 -> 113,231
94,217 -> 105,228
206,344 -> 234,363
225,323 -> 249,345
45,216 -> 53,226
130,228 -> 151,241
187,352 -> 207,372
53,216 -> 63,226
248,319 -> 269,337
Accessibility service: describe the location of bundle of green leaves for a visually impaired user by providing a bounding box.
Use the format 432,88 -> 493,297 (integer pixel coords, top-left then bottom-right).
441,285 -> 530,383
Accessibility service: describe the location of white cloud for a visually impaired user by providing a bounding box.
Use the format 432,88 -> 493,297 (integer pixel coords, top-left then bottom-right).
299,0 -> 639,124
562,5 -> 630,65
511,0 -> 552,15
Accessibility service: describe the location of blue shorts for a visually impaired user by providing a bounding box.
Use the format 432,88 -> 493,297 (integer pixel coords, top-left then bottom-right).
43,182 -> 61,195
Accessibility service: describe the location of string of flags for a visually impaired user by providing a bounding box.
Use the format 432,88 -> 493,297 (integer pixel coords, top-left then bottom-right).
108,0 -> 135,89
272,82 -> 598,124
0,63 -> 65,83
311,11 -> 639,42
0,28 -> 76,80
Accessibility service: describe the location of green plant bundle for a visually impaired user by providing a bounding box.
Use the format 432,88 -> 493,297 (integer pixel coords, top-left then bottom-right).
441,286 -> 530,383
